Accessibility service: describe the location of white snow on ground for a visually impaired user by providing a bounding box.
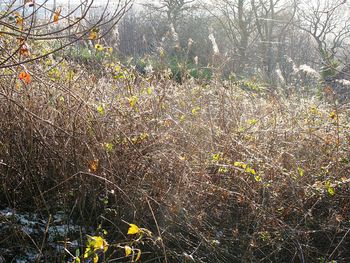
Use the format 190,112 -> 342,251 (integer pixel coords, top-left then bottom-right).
0,208 -> 82,262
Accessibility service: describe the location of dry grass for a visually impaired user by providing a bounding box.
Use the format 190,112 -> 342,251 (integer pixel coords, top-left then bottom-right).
1,59 -> 350,262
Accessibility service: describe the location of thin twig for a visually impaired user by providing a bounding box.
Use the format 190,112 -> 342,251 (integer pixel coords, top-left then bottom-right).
146,198 -> 168,263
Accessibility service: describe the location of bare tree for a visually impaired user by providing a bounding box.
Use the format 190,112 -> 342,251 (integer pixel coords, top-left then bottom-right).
296,0 -> 350,77
205,0 -> 256,75
143,0 -> 196,32
250,0 -> 298,81
118,7 -> 166,57
0,0 -> 132,68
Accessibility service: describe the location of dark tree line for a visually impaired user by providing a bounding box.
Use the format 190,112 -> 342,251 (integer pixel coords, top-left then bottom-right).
116,0 -> 350,85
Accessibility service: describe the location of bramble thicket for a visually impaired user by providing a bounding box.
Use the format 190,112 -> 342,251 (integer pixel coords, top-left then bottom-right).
1,0 -> 350,262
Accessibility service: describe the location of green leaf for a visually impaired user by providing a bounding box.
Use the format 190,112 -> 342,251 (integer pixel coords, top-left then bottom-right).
104,142 -> 114,153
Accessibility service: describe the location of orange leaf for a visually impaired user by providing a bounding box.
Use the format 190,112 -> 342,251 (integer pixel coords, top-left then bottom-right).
19,71 -> 31,84
53,8 -> 61,23
88,31 -> 98,40
88,159 -> 99,173
88,28 -> 99,40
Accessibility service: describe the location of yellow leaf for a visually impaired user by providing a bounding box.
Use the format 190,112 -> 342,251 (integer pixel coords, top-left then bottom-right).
127,224 -> 140,235
329,111 -> 337,121
147,86 -> 153,95
15,13 -> 23,27
94,44 -> 104,51
135,249 -> 141,261
212,153 -> 222,162
247,119 -> 258,125
97,104 -> 105,115
254,175 -> 262,182
129,96 -> 138,108
327,187 -> 335,196
83,248 -> 91,259
310,106 -> 318,114
211,239 -> 220,246
139,132 -> 149,141
93,254 -> 99,263
218,167 -> 228,173
233,161 -> 241,167
86,235 -> 108,252
191,106 -> 200,115
249,168 -> 256,175
125,245 -> 132,256
298,167 -> 304,177
179,115 -> 185,122
66,70 -> 75,81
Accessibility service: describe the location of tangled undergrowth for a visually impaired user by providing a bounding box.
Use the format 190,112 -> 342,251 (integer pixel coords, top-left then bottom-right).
1,53 -> 350,262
